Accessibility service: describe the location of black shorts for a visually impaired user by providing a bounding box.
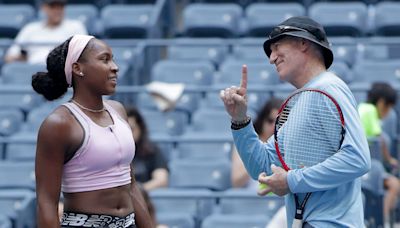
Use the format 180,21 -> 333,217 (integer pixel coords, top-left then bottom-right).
61,211 -> 136,228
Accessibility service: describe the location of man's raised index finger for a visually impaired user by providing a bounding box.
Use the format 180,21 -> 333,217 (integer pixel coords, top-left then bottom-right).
240,64 -> 247,89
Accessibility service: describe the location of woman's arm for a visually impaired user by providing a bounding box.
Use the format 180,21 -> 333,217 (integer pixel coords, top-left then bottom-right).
36,109 -> 74,227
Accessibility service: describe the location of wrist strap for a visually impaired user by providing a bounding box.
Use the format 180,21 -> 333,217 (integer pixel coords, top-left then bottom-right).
231,116 -> 251,130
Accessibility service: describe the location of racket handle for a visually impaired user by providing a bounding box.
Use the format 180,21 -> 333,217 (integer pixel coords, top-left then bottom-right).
292,219 -> 303,228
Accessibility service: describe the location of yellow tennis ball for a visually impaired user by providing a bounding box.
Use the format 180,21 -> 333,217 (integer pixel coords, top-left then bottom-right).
259,183 -> 268,190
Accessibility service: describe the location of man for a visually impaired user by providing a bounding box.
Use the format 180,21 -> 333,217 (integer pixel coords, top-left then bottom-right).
220,16 -> 370,227
5,0 -> 87,64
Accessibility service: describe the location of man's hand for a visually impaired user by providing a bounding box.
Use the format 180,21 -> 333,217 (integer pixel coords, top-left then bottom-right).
220,64 -> 248,122
257,164 -> 290,196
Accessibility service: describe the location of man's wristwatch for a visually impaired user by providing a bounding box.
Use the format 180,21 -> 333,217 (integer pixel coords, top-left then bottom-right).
231,116 -> 251,130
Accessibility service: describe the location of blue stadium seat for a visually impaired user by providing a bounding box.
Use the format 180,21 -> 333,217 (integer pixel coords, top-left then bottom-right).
349,81 -> 369,104
374,2 -> 400,37
0,214 -> 11,228
67,0 -> 110,8
5,132 -> 36,162
245,3 -> 305,37
186,108 -> 231,137
0,109 -> 24,137
361,37 -> 400,61
136,91 -> 201,116
101,5 -> 157,39
0,86 -> 44,113
23,104 -> 55,133
150,188 -> 215,225
1,62 -> 46,85
0,4 -> 35,38
329,61 -> 353,84
0,161 -> 35,190
182,3 -> 243,38
352,60 -> 400,84
0,0 -> 37,7
367,137 -> 382,161
65,4 -> 99,35
329,36 -> 359,67
140,109 -> 188,137
0,189 -> 35,228
201,214 -> 268,228
272,82 -> 296,100
215,59 -> 280,87
218,189 -> 284,217
231,38 -> 267,61
167,38 -> 229,66
157,213 -> 195,228
152,59 -> 214,85
172,141 -> 232,161
169,159 -> 231,190
309,2 -> 368,37
362,159 -> 385,228
0,38 -> 12,70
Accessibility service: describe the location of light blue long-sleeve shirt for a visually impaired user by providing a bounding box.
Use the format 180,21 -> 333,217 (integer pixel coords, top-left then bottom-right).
233,72 -> 371,227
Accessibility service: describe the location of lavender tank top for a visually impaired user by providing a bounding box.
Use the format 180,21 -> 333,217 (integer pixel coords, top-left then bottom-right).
61,102 -> 135,193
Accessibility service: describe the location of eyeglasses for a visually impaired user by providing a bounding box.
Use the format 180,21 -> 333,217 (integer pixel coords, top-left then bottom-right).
269,25 -> 324,42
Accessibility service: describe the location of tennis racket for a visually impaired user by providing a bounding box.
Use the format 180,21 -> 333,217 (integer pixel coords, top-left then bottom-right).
274,89 -> 345,228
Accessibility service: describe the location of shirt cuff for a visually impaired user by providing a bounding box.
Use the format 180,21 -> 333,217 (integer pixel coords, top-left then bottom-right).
287,169 -> 298,193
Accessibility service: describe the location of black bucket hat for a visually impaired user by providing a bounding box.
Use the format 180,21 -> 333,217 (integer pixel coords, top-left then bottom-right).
263,16 -> 333,69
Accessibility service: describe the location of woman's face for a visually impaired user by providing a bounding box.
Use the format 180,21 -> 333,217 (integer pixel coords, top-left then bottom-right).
78,39 -> 119,95
128,116 -> 141,142
260,108 -> 279,141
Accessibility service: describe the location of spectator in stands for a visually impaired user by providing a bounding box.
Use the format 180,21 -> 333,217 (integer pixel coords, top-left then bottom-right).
32,35 -> 153,227
126,106 -> 169,191
358,82 -> 400,225
220,16 -> 370,227
5,0 -> 87,64
231,97 -> 286,228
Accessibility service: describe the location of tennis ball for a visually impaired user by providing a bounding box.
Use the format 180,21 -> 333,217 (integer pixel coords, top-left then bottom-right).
259,183 -> 268,190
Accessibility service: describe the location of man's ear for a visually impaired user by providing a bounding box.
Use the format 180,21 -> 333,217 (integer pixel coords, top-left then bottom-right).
299,38 -> 310,52
72,62 -> 82,76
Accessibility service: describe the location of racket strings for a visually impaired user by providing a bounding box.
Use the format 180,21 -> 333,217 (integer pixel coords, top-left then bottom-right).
276,91 -> 343,170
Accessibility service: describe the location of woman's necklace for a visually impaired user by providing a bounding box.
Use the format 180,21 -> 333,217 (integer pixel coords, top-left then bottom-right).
71,99 -> 106,113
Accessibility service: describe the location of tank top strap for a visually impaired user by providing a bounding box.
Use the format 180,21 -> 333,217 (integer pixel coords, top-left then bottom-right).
62,102 -> 90,157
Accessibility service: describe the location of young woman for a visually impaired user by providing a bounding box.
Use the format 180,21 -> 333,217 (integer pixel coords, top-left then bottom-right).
32,35 -> 153,228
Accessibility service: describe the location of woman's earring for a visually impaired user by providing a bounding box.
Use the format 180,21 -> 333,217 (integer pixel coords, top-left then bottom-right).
79,72 -> 84,77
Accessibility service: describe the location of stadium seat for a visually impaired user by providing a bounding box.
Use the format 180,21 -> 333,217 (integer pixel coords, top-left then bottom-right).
374,2 -> 400,36
0,4 -> 35,38
169,159 -> 231,190
150,188 -> 215,224
186,108 -> 231,137
172,141 -> 232,161
0,38 -> 13,70
329,61 -> 353,84
65,4 -> 99,35
0,109 -> 24,137
136,91 -> 201,116
0,161 -> 35,190
309,2 -> 368,37
0,189 -> 35,228
215,59 -> 280,87
231,38 -> 268,61
4,132 -> 36,162
101,4 -> 157,39
361,36 -> 400,61
361,159 -> 385,228
245,3 -> 305,37
352,60 -> 400,84
157,212 -> 195,228
152,59 -> 214,85
167,38 -> 229,66
201,214 -> 269,228
329,36 -> 359,67
140,109 -> 188,137
367,137 -> 382,161
0,86 -> 44,113
182,3 -> 243,38
218,189 -> 284,217
0,214 -> 11,228
1,62 -> 46,85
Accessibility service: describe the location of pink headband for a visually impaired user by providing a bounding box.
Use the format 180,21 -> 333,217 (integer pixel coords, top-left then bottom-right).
64,35 -> 94,87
